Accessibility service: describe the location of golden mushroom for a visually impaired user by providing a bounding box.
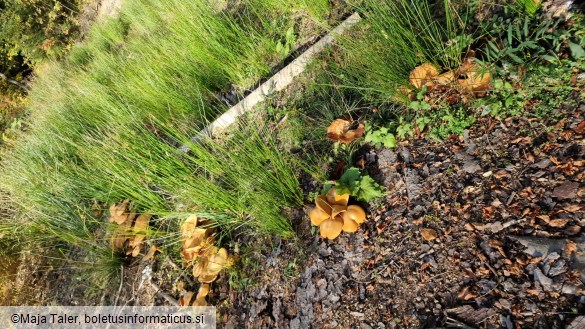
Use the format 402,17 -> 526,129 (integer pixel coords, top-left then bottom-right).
327,119 -> 366,144
309,188 -> 367,240
193,283 -> 210,307
193,246 -> 229,283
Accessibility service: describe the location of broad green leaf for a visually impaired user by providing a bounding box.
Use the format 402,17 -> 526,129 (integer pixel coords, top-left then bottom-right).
356,175 -> 385,202
569,42 -> 585,59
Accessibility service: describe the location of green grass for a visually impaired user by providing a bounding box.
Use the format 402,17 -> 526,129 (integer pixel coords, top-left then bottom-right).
332,0 -> 470,103
0,0 -> 330,261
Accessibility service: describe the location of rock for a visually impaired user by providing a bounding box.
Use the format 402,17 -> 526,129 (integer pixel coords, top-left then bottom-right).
350,312 -> 365,317
567,316 -> 585,329
552,181 -> 579,199
403,168 -> 422,201
401,148 -> 413,164
549,260 -> 567,277
532,159 -> 551,169
562,284 -> 577,295
328,295 -> 340,303
318,244 -> 331,257
289,318 -> 301,329
509,235 -> 566,257
533,268 -> 553,292
462,160 -> 482,173
446,305 -> 496,324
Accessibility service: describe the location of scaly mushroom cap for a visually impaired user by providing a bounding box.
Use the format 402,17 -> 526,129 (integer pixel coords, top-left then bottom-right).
319,216 -> 344,240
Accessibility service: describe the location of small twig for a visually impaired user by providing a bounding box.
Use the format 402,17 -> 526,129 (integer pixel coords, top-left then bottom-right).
445,316 -> 475,329
506,191 -> 516,206
502,218 -> 526,229
345,236 -> 410,284
113,265 -> 124,306
0,73 -> 29,91
150,281 -> 180,306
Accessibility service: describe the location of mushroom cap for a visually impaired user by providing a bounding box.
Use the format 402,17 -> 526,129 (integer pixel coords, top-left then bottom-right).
207,248 -> 228,275
409,63 -> 439,89
327,119 -> 366,144
342,216 -> 359,232
310,207 -> 329,226
331,205 -> 347,219
319,217 -> 344,240
344,205 -> 366,224
433,71 -> 455,86
109,199 -> 131,224
197,272 -> 219,283
192,258 -> 208,277
315,196 -> 332,215
180,291 -> 194,307
180,215 -> 199,238
197,283 -> 210,298
326,188 -> 349,206
327,119 -> 350,141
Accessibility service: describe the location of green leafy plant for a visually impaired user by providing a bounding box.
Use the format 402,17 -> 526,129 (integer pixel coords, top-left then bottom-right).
482,15 -> 561,65
275,26 -> 296,57
364,123 -> 396,149
514,0 -> 541,17
334,167 -> 385,202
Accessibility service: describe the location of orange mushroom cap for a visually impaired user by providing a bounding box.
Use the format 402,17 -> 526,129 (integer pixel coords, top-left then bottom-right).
319,217 -> 344,240
344,205 -> 366,224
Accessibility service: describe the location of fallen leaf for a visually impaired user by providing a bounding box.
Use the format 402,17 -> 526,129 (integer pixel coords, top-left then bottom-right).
574,121 -> 585,134
564,240 -> 577,256
548,218 -> 569,228
457,286 -> 478,300
564,204 -> 582,212
421,228 -> 438,241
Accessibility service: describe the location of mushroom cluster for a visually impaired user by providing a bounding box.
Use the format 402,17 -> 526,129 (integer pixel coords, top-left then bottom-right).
402,55 -> 491,103
180,215 -> 231,283
109,200 -> 151,257
179,283 -> 210,307
326,118 -> 365,144
309,188 -> 367,239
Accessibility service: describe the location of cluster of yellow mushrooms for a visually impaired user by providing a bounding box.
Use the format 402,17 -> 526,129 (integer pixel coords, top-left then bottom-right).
109,200 -> 151,257
179,215 -> 232,306
401,56 -> 491,102
309,188 -> 367,240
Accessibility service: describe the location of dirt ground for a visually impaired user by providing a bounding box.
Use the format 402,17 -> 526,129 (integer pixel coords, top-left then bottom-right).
207,99 -> 585,328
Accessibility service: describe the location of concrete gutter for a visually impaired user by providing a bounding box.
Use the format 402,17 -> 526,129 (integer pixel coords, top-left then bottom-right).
199,12 -> 362,139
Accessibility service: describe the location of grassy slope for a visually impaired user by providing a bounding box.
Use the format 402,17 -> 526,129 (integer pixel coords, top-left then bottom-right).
0,0 -> 330,262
